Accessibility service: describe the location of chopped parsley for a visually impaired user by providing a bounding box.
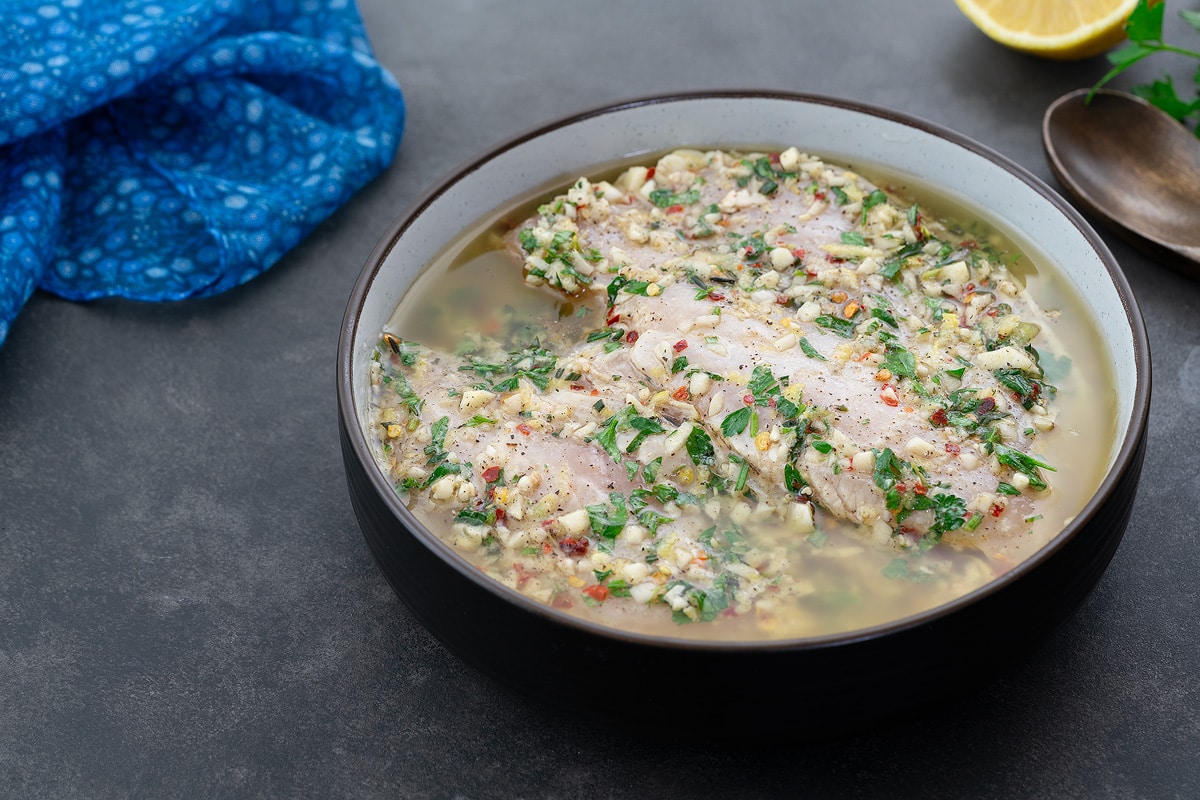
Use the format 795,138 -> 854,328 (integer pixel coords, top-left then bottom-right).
815,314 -> 857,338
649,187 -> 701,208
586,492 -> 628,539
798,337 -> 826,361
458,343 -> 558,392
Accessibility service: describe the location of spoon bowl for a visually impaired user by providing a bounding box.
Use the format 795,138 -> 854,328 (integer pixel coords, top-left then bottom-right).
1043,87 -> 1200,276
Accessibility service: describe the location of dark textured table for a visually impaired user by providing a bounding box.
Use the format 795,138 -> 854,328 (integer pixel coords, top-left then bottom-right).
3,2 -> 1198,797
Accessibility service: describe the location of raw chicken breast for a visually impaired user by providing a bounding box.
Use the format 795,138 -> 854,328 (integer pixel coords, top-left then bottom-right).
368,148 -> 1067,637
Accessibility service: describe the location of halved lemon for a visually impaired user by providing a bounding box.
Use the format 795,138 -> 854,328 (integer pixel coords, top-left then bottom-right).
953,0 -> 1141,61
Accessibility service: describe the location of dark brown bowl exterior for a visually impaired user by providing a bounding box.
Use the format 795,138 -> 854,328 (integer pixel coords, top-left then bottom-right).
338,91 -> 1152,737
340,414 -> 1145,736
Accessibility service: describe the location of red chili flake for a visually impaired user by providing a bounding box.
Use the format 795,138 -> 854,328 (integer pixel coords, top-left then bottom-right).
767,397 -> 777,408
961,239 -> 977,249
550,593 -> 574,610
625,330 -> 639,343
666,204 -> 683,214
481,465 -> 501,483
977,397 -> 997,414
743,394 -> 754,406
792,248 -> 806,259
645,167 -> 655,179
493,507 -> 506,522
990,503 -> 1005,518
775,294 -> 791,306
513,562 -> 532,588
606,313 -> 621,326
570,383 -> 586,391
945,442 -> 961,455
672,385 -> 690,401
516,422 -> 532,435
590,389 -> 599,396
673,339 -> 688,353
768,152 -> 781,165
880,385 -> 899,407
913,483 -> 928,496
896,482 -> 907,494
708,293 -> 725,302
814,191 -> 826,200
986,307 -> 999,317
582,584 -> 610,602
930,408 -> 949,427
559,537 -> 589,556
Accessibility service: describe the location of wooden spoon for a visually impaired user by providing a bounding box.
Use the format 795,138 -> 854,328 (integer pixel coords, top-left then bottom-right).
1043,87 -> 1200,277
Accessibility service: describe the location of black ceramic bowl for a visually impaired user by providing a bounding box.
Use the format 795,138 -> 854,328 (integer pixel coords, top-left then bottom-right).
338,91 -> 1150,735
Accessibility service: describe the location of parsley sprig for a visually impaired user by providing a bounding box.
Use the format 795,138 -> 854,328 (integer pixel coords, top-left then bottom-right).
1090,0 -> 1200,136
457,343 -> 557,392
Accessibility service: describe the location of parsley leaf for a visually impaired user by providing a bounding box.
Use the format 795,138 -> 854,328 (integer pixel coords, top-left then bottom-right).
992,443 -> 1056,491
882,344 -> 920,382
798,337 -> 827,361
746,365 -> 779,400
721,406 -> 753,437
815,314 -> 857,338
626,415 -> 665,453
861,189 -> 888,222
685,425 -> 715,466
586,493 -> 628,539
649,187 -> 701,208
783,463 -> 808,494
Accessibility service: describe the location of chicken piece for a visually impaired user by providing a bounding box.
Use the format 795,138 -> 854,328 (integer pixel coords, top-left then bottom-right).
613,283 -> 1044,550
369,148 -> 1068,632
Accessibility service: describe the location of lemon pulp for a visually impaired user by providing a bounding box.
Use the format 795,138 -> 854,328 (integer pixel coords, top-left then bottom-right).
953,0 -> 1140,61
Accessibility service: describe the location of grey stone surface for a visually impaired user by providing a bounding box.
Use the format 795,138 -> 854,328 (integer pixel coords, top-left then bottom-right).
2,1 -> 1197,797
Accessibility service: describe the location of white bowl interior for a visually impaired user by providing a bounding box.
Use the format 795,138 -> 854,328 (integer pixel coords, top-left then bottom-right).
350,94 -> 1138,480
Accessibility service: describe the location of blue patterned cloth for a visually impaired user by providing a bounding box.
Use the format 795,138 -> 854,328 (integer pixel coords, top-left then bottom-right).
0,0 -> 404,346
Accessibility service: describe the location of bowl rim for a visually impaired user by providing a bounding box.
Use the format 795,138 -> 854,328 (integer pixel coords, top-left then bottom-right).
338,88 -> 1152,652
